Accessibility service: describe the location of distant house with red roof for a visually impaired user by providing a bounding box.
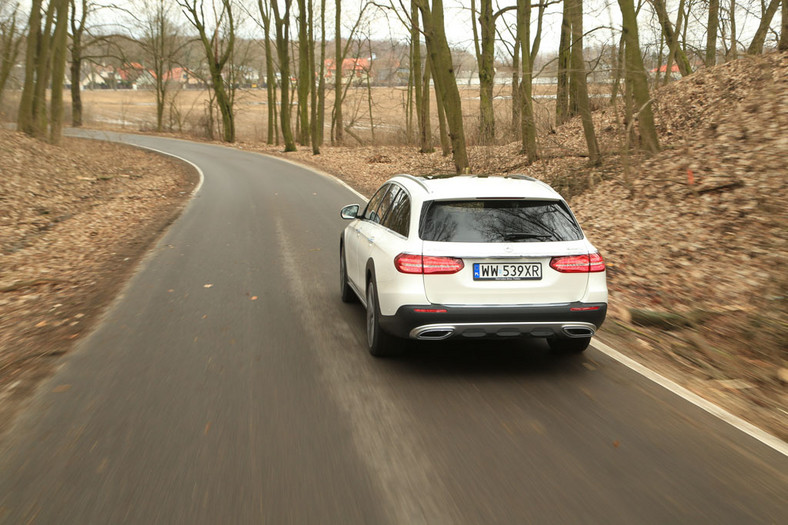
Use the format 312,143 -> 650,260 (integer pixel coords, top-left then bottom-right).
650,64 -> 681,74
324,57 -> 372,83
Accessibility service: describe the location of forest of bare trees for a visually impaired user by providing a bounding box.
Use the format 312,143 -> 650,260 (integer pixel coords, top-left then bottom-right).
0,0 -> 786,172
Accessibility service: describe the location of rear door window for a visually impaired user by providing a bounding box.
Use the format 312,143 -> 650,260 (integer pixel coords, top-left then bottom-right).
420,200 -> 583,242
382,189 -> 410,237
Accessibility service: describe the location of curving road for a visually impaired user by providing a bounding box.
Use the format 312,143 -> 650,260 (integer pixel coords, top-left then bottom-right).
0,132 -> 786,523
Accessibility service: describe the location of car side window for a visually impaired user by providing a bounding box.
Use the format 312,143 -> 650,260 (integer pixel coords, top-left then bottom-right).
377,186 -> 401,226
363,185 -> 390,223
383,190 -> 410,237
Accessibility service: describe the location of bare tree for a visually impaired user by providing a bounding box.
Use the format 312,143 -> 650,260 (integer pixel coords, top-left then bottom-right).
414,0 -> 468,173
17,0 -> 70,142
517,0 -> 537,162
311,0 -> 326,152
747,0 -> 780,54
179,0 -> 236,142
68,0 -> 89,127
48,0 -> 68,143
706,0 -> 719,65
296,0 -> 310,145
649,0 -> 692,75
781,0 -> 787,51
555,0 -> 571,126
132,0 -> 184,132
727,0 -> 736,60
334,0 -> 342,144
330,1 -> 370,145
471,0 -> 495,144
618,0 -> 660,153
272,0 -> 296,151
663,0 -> 687,83
567,0 -> 599,164
17,0 -> 46,135
256,0 -> 278,144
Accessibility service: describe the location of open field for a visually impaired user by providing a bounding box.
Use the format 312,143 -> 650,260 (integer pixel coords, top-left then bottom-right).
3,83 -> 600,145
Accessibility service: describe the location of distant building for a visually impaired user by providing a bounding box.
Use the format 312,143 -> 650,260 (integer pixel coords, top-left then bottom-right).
324,57 -> 372,84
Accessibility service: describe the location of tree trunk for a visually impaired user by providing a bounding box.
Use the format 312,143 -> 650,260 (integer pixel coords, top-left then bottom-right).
68,0 -> 84,127
510,37 -> 520,139
420,50 -> 433,153
610,32 -> 625,101
297,0 -> 310,145
416,0 -> 468,173
555,0 -> 571,127
259,0 -> 277,144
517,0 -> 537,163
273,0 -> 296,151
333,0 -> 343,145
35,3 -> 59,138
706,0 -> 719,66
429,53 -> 450,156
618,0 -> 660,153
317,0 -> 326,147
365,46 -> 375,143
728,0 -> 737,60
567,0 -> 600,164
309,0 -> 320,154
747,0 -> 780,54
780,0 -> 788,51
411,0 -> 424,149
49,0 -> 69,144
477,0 -> 495,144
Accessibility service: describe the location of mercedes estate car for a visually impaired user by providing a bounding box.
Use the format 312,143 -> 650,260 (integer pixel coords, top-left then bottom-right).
339,174 -> 607,357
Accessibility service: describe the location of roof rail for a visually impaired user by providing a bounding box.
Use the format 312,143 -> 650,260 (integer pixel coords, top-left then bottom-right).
507,174 -> 553,191
393,173 -> 431,193
506,174 -> 538,182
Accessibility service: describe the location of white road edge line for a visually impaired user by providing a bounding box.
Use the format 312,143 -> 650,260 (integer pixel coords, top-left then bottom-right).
592,339 -> 788,457
129,144 -> 206,196
264,154 -> 367,199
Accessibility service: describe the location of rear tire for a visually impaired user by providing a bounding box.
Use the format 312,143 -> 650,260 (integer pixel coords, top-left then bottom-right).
340,245 -> 356,303
548,337 -> 591,353
366,280 -> 403,357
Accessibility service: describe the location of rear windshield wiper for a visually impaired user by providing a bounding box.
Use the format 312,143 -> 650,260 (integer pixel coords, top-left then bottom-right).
501,233 -> 554,241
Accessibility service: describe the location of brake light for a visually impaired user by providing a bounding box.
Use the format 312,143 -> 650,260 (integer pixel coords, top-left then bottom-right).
394,254 -> 465,274
550,253 -> 606,273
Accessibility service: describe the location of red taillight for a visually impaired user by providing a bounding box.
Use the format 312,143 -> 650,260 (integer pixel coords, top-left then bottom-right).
550,253 -> 606,273
394,254 -> 464,274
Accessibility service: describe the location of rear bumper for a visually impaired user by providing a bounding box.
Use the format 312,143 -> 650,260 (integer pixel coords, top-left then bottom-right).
379,302 -> 607,340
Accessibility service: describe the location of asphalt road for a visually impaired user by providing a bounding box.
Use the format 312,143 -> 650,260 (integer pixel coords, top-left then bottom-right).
0,132 -> 786,524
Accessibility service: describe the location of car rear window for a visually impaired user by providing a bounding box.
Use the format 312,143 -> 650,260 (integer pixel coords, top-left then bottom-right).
420,200 -> 583,242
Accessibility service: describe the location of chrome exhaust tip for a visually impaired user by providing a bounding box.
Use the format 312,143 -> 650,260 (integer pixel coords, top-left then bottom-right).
562,325 -> 595,338
412,326 -> 455,340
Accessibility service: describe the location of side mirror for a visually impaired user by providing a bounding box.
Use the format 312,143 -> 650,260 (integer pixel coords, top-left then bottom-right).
340,204 -> 360,220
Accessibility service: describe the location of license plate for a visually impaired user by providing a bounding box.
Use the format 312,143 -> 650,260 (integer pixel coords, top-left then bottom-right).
473,262 -> 542,281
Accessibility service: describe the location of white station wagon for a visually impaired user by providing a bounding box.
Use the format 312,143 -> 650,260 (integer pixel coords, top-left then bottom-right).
339,174 -> 607,357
